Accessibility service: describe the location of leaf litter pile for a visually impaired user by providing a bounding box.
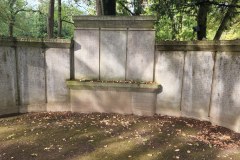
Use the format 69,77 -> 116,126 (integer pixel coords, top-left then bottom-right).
0,112 -> 240,160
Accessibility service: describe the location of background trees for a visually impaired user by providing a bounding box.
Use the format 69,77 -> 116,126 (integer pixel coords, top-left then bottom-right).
0,0 -> 239,40
0,0 -> 40,37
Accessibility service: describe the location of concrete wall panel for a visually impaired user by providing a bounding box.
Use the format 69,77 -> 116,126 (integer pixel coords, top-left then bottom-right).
100,30 -> 127,80
210,52 -> 240,132
74,29 -> 99,80
155,51 -> 184,116
71,89 -> 132,114
46,48 -> 70,111
132,92 -> 156,116
126,30 -> 155,81
181,51 -> 214,121
0,47 -> 18,115
46,48 -> 70,102
17,47 -> 46,109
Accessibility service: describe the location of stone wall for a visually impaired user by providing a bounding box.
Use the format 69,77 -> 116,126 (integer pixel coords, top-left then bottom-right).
155,40 -> 240,133
1,37 -> 240,133
0,47 -> 18,115
0,38 -> 71,115
73,16 -> 156,82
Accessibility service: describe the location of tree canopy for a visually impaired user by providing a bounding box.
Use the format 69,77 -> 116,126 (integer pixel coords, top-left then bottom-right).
0,0 -> 239,40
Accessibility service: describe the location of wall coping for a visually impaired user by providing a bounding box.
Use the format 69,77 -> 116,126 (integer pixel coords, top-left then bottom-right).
156,40 -> 240,52
66,80 -> 162,93
73,16 -> 156,29
1,38 -> 238,51
0,37 -> 71,48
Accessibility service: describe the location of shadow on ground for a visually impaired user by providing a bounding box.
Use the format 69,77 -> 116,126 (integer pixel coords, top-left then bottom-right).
0,112 -> 240,160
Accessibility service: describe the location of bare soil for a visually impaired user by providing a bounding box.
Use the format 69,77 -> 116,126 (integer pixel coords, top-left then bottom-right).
0,112 -> 240,160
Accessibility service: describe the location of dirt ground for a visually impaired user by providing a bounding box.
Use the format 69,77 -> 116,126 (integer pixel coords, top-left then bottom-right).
0,112 -> 240,160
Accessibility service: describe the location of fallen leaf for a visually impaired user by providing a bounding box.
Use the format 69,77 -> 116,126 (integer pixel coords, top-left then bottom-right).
147,154 -> 153,157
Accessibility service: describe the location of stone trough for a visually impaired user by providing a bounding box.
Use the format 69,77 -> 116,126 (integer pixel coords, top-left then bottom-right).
67,81 -> 161,116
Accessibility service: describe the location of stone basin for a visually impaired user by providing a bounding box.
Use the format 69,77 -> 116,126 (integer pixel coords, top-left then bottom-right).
67,80 -> 162,116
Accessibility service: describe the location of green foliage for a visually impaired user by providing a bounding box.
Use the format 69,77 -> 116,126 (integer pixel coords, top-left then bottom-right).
145,0 -> 240,41
0,0 -> 84,38
0,0 -> 28,37
54,2 -> 84,38
145,0 -> 198,41
0,0 -> 239,40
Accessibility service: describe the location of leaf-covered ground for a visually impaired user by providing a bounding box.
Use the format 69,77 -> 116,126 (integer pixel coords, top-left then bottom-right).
0,112 -> 240,160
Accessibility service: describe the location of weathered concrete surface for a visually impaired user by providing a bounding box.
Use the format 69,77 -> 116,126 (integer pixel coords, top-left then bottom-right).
0,47 -> 18,115
68,81 -> 161,115
181,51 -> 214,121
47,102 -> 71,112
17,47 -> 46,112
46,48 -> 70,111
74,29 -> 100,80
20,104 -> 47,113
156,40 -> 240,52
71,89 -> 132,114
100,30 -> 127,80
210,52 -> 240,133
155,51 -> 184,116
0,38 -> 71,48
73,16 -> 156,28
70,89 -> 158,115
132,92 -> 156,116
127,30 -> 155,81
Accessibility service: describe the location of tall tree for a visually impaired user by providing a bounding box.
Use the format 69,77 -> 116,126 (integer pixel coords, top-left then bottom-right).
0,0 -> 40,37
8,0 -> 17,37
117,0 -> 145,15
133,0 -> 143,15
57,0 -> 62,37
48,0 -> 55,38
96,0 -> 116,15
196,0 -> 210,40
214,0 -> 239,40
96,0 -> 103,15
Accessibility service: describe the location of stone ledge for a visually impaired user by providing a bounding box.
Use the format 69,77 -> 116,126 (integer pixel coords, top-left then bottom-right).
156,40 -> 240,52
73,16 -> 156,28
0,37 -> 71,48
67,80 -> 161,116
66,80 -> 162,93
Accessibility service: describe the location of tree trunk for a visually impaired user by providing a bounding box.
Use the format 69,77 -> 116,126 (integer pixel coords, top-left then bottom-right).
48,0 -> 55,38
9,0 -> 16,37
96,0 -> 103,15
134,0 -> 143,15
197,2 -> 209,40
9,21 -> 14,38
102,0 -> 116,15
57,0 -> 62,38
214,0 -> 238,40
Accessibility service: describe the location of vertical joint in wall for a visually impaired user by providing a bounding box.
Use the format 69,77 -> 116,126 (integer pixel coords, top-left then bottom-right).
13,39 -> 21,111
99,28 -> 101,80
208,51 -> 217,117
153,44 -> 157,82
70,38 -> 75,80
125,28 -> 129,81
42,40 -> 47,103
180,51 -> 187,112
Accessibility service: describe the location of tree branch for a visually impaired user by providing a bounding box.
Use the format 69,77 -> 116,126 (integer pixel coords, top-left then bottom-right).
14,9 -> 43,15
62,19 -> 74,24
195,0 -> 240,8
118,1 -> 134,15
